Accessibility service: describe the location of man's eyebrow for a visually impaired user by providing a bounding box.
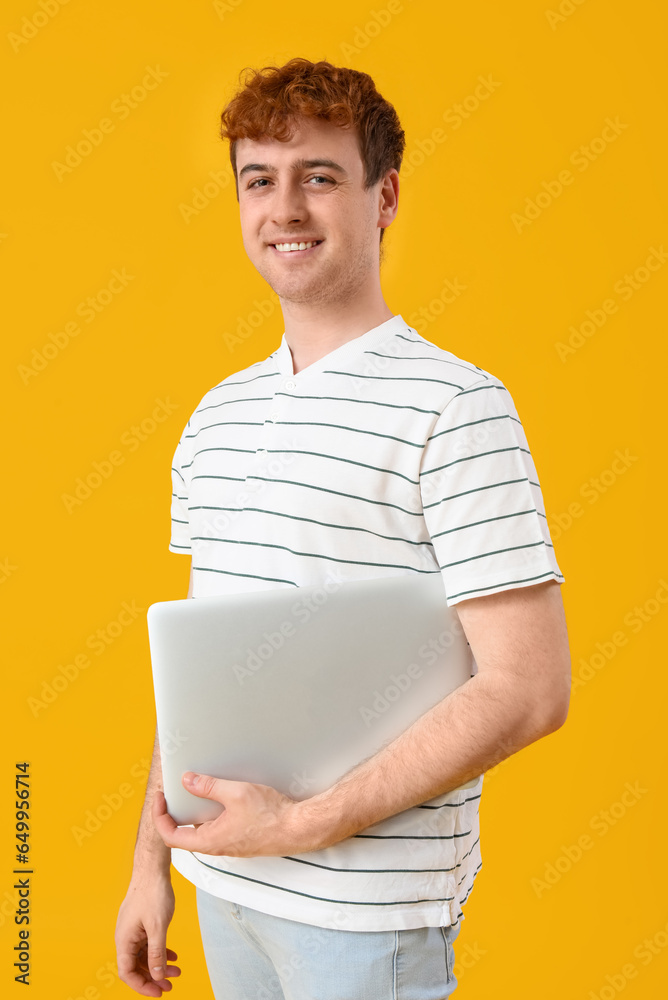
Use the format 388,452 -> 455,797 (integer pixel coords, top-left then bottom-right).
238,157 -> 348,180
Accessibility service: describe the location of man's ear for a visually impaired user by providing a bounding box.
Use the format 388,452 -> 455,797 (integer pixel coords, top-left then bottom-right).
378,168 -> 399,228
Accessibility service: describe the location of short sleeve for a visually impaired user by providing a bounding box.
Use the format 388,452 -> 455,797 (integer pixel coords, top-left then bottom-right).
168,432 -> 191,554
419,377 -> 564,606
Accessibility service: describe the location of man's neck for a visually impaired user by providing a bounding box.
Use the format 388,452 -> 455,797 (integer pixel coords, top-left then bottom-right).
282,299 -> 394,374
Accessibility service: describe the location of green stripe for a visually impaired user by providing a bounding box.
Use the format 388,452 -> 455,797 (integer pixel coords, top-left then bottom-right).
211,370 -> 278,390
356,829 -> 472,840
183,447 -> 255,469
188,504 -> 433,547
459,382 -> 509,396
274,392 -> 442,416
271,421 -> 425,448
233,476 -> 425,516
261,449 -> 420,484
322,370 -> 467,390
455,836 -> 482,864
399,341 -> 490,378
426,413 -> 511,441
422,477 -> 530,509
194,394 -> 273,415
191,475 -> 246,483
366,350 -> 447,360
283,834 -> 481,875
365,348 -> 491,378
429,509 -> 538,539
421,445 -> 528,478
447,570 -> 564,601
441,539 -> 548,569
283,856 -> 463,874
191,854 -> 455,906
191,536 -> 435,573
418,794 -> 482,809
184,419 -> 264,440
193,565 -> 297,587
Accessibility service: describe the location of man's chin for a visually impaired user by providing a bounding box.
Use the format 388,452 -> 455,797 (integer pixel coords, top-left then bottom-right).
257,271 -> 330,304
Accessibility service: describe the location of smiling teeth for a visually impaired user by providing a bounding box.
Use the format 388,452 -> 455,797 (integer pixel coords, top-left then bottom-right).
274,241 -> 320,252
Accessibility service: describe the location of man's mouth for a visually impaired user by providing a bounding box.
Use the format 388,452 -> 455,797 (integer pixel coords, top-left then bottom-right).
270,240 -> 324,254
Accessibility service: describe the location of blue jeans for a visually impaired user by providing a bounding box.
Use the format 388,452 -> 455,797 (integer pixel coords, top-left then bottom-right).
196,887 -> 461,999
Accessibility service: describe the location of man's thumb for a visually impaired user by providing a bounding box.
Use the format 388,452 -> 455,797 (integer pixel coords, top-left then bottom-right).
147,936 -> 167,982
182,772 -> 220,799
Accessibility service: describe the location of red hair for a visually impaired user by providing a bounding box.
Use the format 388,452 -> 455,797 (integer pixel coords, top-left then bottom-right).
219,57 -> 405,244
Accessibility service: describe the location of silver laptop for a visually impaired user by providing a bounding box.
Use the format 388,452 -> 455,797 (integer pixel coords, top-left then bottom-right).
147,572 -> 477,826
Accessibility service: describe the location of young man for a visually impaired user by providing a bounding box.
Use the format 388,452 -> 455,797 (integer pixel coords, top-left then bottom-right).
115,58 -> 571,998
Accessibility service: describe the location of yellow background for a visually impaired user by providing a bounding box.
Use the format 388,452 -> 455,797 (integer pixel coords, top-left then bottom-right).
2,0 -> 666,996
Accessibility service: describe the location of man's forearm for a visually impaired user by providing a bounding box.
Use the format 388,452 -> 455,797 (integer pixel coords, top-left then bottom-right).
132,729 -> 171,878
298,671 -> 561,851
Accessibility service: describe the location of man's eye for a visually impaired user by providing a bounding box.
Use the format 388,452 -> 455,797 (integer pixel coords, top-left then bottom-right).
247,175 -> 332,190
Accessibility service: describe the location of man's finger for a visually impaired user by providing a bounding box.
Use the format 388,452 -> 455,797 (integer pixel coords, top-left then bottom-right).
117,950 -> 157,994
153,819 -> 215,853
116,927 -> 167,997
152,790 -> 179,840
181,772 -> 225,799
118,952 -> 164,998
164,948 -> 182,980
147,934 -> 170,985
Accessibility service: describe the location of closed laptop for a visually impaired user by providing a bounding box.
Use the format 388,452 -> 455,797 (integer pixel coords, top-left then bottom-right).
147,572 -> 476,825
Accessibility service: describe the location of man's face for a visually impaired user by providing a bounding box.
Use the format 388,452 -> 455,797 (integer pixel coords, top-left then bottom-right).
235,117 -> 392,306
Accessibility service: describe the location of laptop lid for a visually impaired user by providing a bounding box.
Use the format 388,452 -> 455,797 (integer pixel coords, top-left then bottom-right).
147,572 -> 476,826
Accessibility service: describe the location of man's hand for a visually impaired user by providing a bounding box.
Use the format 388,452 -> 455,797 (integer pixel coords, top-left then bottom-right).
115,874 -> 181,997
153,773 -> 318,857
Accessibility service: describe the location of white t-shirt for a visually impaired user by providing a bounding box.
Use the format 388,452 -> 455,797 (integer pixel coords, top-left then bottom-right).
167,313 -> 565,931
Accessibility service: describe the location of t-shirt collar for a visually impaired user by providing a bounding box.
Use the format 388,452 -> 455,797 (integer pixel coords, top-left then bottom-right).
273,314 -> 409,377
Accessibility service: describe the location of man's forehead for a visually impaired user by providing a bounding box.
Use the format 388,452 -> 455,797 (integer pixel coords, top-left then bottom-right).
235,119 -> 361,171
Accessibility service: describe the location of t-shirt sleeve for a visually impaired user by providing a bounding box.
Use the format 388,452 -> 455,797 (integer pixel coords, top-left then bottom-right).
168,431 -> 192,554
419,376 -> 565,607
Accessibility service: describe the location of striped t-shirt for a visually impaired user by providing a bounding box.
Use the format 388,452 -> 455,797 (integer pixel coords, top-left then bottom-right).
168,312 -> 564,931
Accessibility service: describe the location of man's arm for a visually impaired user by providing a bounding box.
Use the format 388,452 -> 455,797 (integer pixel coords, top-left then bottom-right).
300,577 -> 571,848
115,565 -> 193,996
154,578 -> 571,857
115,728 -> 180,997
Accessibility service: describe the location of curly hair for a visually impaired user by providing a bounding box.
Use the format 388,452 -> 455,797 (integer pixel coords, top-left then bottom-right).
219,57 -> 405,245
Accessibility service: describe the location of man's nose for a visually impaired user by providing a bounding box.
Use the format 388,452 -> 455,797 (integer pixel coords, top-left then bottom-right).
270,178 -> 308,227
